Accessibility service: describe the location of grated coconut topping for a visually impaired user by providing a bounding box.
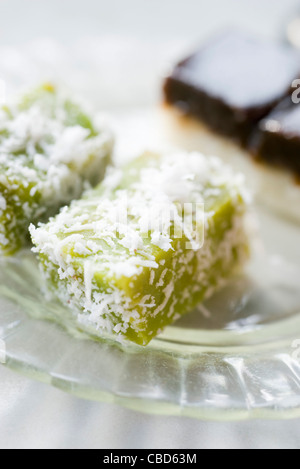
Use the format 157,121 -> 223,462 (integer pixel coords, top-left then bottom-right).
30,151 -> 249,345
0,84 -> 114,253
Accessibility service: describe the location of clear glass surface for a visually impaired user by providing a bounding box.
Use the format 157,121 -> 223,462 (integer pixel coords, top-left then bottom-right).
1,203 -> 300,421
0,39 -> 300,421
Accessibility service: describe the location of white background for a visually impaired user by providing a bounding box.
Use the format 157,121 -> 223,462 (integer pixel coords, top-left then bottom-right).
0,0 -> 298,45
0,0 -> 299,449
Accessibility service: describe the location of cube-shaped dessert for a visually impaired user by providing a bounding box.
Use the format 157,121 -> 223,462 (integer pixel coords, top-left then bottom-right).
163,31 -> 300,222
252,99 -> 300,176
30,151 -> 250,346
164,31 -> 300,146
0,84 -> 114,254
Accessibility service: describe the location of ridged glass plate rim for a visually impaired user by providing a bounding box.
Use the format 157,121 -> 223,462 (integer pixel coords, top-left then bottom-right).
1,243 -> 300,422
2,324 -> 300,422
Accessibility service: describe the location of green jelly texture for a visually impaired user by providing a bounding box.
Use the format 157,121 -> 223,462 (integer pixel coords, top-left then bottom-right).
0,84 -> 113,255
31,151 -> 249,346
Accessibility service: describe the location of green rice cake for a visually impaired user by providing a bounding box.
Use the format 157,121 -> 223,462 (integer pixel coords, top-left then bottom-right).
0,84 -> 113,254
30,151 -> 249,346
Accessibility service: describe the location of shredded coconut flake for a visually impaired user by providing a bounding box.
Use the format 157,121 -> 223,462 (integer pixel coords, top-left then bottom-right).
0,84 -> 113,253
30,150 -> 249,345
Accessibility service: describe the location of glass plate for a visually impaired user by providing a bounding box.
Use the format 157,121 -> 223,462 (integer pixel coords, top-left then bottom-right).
0,40 -> 300,421
1,200 -> 300,421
